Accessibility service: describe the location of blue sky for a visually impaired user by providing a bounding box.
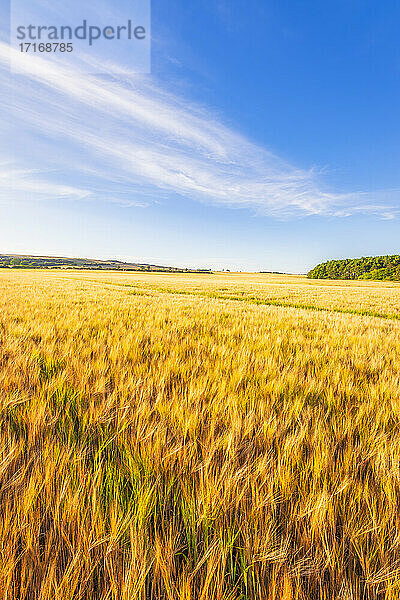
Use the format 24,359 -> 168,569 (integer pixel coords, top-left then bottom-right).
1,0 -> 400,272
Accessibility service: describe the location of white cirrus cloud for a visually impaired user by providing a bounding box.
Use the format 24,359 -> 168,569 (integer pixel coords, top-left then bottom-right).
0,163 -> 91,204
0,42 -> 398,218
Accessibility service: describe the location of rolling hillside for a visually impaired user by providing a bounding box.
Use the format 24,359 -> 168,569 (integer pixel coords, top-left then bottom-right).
0,254 -> 211,273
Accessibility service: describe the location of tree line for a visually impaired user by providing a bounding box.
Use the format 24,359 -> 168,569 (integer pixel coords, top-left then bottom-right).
307,255 -> 400,281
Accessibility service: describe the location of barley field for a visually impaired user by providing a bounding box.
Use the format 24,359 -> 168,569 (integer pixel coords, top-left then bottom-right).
1,269 -> 400,600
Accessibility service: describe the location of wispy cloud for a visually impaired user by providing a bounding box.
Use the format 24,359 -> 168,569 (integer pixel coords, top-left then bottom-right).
0,163 -> 91,204
0,42 -> 398,218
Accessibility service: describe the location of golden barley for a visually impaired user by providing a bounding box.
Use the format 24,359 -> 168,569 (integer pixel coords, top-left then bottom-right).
0,269 -> 400,599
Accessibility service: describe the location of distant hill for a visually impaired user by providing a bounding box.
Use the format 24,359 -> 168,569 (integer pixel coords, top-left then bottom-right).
308,255 -> 400,281
0,254 -> 212,273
